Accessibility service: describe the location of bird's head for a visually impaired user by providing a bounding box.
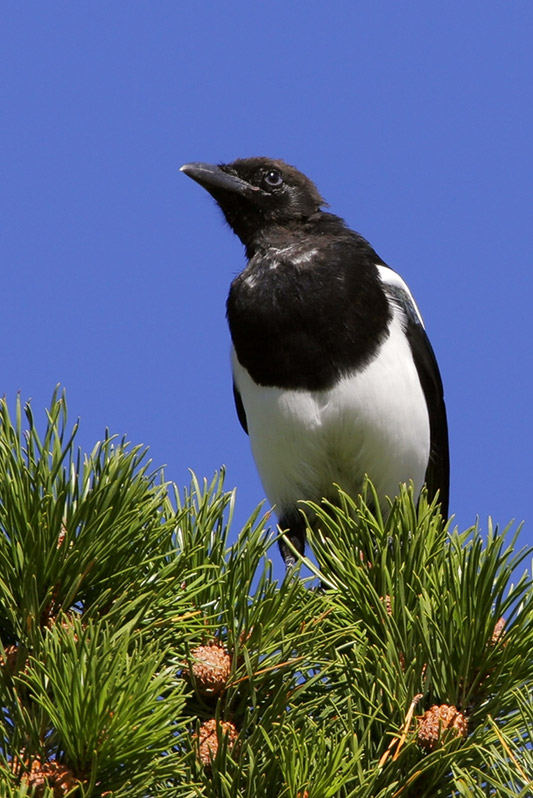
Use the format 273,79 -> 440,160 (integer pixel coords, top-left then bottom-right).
180,157 -> 327,247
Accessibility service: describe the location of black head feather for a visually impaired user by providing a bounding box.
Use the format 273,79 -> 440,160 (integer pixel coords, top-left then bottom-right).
181,157 -> 327,246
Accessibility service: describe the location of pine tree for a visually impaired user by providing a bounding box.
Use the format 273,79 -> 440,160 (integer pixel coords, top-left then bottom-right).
0,391 -> 532,797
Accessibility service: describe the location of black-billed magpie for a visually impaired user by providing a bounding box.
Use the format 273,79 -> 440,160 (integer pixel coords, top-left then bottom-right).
181,157 -> 449,566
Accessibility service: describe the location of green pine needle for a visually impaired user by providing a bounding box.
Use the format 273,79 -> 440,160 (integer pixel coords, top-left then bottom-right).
1,391 -> 532,797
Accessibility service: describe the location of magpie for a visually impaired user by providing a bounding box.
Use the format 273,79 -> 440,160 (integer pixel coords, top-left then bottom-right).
181,157 -> 449,567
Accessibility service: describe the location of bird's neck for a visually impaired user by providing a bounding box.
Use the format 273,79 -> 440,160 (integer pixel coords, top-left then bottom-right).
242,211 -> 349,259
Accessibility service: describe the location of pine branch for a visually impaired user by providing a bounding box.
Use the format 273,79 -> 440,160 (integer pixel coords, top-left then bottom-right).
1,392 -> 532,797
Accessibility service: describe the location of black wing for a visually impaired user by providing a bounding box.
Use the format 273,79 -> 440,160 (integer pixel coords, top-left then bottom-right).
232,380 -> 248,434
406,319 -> 450,517
381,271 -> 450,518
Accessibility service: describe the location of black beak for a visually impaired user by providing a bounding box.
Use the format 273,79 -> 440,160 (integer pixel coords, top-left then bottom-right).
180,162 -> 259,197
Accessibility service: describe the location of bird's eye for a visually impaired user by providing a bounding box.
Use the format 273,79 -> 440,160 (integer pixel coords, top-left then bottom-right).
262,170 -> 283,188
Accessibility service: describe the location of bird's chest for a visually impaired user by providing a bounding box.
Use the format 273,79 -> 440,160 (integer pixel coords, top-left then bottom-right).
231,309 -> 430,510
226,252 -> 389,391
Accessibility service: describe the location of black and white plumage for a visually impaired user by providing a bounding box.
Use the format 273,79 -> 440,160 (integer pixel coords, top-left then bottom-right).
181,157 -> 449,566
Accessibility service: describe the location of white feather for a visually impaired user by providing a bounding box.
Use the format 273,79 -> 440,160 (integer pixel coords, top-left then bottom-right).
376,264 -> 425,327
231,303 -> 430,516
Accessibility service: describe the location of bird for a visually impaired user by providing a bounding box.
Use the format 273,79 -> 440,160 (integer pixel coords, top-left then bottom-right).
180,157 -> 449,567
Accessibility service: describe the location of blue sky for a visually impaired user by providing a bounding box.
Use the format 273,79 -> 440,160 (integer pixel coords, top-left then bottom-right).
3,2 -> 532,572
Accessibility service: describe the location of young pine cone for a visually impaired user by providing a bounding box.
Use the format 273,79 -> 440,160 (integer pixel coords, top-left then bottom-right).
417,704 -> 468,751
14,757 -> 78,798
189,642 -> 231,696
195,718 -> 238,766
491,616 -> 506,646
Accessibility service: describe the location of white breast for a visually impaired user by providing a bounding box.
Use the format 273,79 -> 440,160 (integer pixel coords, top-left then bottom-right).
231,305 -> 430,516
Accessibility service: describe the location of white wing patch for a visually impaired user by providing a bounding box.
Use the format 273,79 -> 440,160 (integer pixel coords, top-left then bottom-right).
376,264 -> 425,329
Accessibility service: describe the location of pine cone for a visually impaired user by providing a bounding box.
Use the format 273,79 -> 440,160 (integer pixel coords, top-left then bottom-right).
381,594 -> 392,616
56,522 -> 68,549
189,642 -> 231,695
417,704 -> 468,751
195,718 -> 238,766
14,756 -> 79,797
491,616 -> 506,646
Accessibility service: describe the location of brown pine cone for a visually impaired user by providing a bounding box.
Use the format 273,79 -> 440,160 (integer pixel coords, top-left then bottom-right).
491,616 -> 506,646
188,642 -> 232,696
381,594 -> 393,615
195,718 -> 238,766
13,756 -> 79,797
417,704 -> 468,751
